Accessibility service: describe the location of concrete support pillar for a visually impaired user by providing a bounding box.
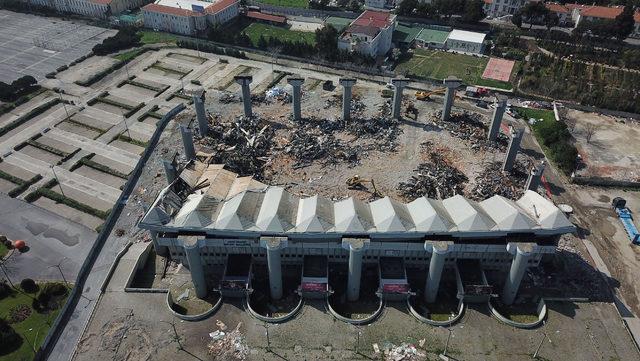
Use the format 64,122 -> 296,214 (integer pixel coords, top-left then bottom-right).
502,243 -> 535,305
339,78 -> 357,121
149,230 -> 168,257
192,92 -> 208,137
503,127 -> 525,172
162,159 -> 176,184
525,161 -> 546,191
343,238 -> 368,302
442,76 -> 462,121
391,78 -> 410,119
424,241 -> 453,303
185,241 -> 207,298
179,125 -> 196,161
261,237 -> 287,300
287,77 -> 304,121
488,96 -> 508,141
235,75 -> 253,118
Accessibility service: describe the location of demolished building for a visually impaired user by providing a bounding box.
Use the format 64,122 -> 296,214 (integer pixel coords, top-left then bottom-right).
139,158 -> 576,308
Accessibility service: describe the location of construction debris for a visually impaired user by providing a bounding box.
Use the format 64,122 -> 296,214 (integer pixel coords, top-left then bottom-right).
468,161 -> 529,200
207,322 -> 248,360
397,142 -> 468,200
384,343 -> 426,361
431,111 -> 508,151
219,92 -> 241,103
203,115 -> 275,180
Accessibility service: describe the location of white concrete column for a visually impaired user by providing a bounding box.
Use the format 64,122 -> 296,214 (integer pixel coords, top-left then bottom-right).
488,96 -> 507,141
287,77 -> 304,121
339,78 -> 357,121
261,237 -> 287,300
502,243 -> 535,305
343,238 -> 369,302
503,127 -> 525,172
190,87 -> 208,137
442,76 -> 462,121
179,125 -> 196,160
424,241 -> 453,303
184,240 -> 207,298
235,75 -> 253,117
162,159 -> 176,184
391,78 -> 409,119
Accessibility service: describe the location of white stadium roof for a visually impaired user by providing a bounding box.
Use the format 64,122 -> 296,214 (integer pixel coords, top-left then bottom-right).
447,29 -> 486,44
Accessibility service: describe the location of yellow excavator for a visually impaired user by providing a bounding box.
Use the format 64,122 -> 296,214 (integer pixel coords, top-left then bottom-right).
346,175 -> 382,197
415,88 -> 445,101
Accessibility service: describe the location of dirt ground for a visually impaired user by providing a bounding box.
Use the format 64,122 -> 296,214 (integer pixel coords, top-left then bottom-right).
566,109 -> 640,182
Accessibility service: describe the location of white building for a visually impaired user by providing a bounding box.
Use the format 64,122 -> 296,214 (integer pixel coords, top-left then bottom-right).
338,10 -> 396,58
570,5 -> 640,37
364,0 -> 397,10
25,0 -> 148,19
142,0 -> 239,36
483,0 -> 529,18
545,3 -> 571,26
445,30 -> 486,54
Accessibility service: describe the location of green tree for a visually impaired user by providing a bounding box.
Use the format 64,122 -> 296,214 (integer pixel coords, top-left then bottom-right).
545,12 -> 559,30
462,0 -> 485,23
613,4 -> 635,40
12,75 -> 36,90
520,1 -> 549,29
512,11 -> 523,28
397,0 -> 418,16
315,24 -> 339,60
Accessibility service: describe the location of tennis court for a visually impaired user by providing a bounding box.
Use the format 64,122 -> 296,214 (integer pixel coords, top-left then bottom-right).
481,57 -> 515,82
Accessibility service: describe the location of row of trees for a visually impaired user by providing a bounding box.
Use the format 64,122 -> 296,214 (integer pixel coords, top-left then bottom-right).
0,76 -> 38,103
92,27 -> 141,56
396,0 -> 486,24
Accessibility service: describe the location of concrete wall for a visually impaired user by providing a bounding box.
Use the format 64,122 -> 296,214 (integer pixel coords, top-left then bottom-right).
143,10 -> 198,35
445,39 -> 484,54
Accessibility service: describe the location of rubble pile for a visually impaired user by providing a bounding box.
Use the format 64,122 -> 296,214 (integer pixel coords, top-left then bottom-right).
397,142 -> 468,200
219,92 -> 241,103
384,343 -> 426,361
468,161 -> 529,200
285,129 -> 361,168
344,117 -> 401,151
432,111 -> 508,151
207,322 -> 248,360
205,115 -> 275,180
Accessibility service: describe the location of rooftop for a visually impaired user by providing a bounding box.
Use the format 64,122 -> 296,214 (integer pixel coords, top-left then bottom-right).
352,10 -> 394,29
545,3 -> 570,14
246,11 -> 286,23
415,28 -> 450,44
446,29 -> 486,44
392,24 -> 422,44
144,0 -> 237,16
140,162 -> 576,238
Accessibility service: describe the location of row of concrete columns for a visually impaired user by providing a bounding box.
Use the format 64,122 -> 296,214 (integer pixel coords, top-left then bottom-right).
178,236 -> 534,305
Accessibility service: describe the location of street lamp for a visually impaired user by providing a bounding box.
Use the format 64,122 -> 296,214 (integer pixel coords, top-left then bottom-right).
50,165 -> 65,197
119,108 -> 132,138
48,257 -> 69,287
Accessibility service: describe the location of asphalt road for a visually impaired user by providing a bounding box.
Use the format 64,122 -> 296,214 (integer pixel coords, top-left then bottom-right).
0,193 -> 97,283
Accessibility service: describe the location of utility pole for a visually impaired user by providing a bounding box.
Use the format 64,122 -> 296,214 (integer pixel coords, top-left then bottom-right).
120,108 -> 131,138
256,323 -> 271,352
58,91 -> 70,121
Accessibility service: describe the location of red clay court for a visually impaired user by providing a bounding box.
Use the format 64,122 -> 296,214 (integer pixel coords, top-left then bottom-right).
482,57 -> 515,82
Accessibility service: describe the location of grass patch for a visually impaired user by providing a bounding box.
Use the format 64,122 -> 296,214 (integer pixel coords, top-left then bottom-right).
71,154 -> 129,179
0,242 -> 7,259
26,181 -> 110,219
148,62 -> 189,78
113,48 -> 146,62
63,119 -> 105,134
0,99 -> 67,137
396,49 -> 513,89
116,134 -> 148,148
167,52 -> 207,64
254,0 -> 308,7
120,78 -> 169,95
242,23 -> 316,47
515,107 -> 577,175
139,31 -> 179,45
0,284 -> 69,361
137,105 -> 162,122
26,139 -> 68,157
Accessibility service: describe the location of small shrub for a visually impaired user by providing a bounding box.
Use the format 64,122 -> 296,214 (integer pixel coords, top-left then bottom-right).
0,282 -> 12,299
40,282 -> 68,297
0,318 -> 22,355
20,278 -> 38,293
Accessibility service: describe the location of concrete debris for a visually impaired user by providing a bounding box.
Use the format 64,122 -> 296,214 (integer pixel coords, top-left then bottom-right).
384,343 -> 426,361
204,115 -> 275,180
397,142 -> 468,200
207,322 -> 248,360
265,87 -> 291,103
219,92 -> 241,103
469,161 -> 529,201
431,111 -> 508,151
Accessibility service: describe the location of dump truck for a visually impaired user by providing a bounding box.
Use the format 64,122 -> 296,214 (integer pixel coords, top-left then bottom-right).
612,197 -> 640,244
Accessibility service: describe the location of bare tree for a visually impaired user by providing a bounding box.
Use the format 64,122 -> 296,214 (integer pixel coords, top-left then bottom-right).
584,123 -> 600,143
565,117 -> 577,132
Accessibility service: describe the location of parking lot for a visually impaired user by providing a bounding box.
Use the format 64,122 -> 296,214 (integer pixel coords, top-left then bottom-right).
0,9 -> 115,82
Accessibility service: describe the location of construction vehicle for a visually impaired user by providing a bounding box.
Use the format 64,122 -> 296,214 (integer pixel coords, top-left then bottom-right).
415,88 -> 445,101
465,86 -> 489,97
612,197 -> 640,244
346,175 -> 381,197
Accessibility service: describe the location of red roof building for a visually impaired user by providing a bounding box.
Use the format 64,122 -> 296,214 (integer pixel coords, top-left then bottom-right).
246,11 -> 287,24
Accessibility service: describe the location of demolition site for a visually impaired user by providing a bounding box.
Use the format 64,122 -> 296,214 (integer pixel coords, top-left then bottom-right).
52,49 -> 638,361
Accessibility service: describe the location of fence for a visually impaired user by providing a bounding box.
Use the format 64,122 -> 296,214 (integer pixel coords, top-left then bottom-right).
34,103 -> 186,361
